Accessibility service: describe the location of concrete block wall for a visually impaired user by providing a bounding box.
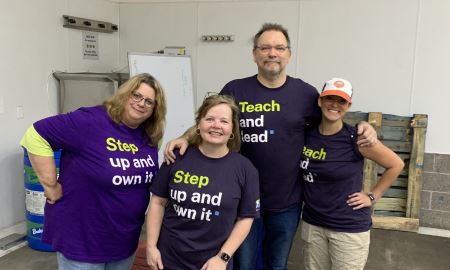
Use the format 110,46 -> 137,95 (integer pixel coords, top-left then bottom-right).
420,153 -> 450,230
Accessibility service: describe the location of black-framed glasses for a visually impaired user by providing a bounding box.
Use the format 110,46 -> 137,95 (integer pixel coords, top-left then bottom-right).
131,91 -> 155,108
203,92 -> 236,103
254,45 -> 290,54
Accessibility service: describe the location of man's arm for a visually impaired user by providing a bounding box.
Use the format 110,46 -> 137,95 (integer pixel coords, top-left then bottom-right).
163,125 -> 196,164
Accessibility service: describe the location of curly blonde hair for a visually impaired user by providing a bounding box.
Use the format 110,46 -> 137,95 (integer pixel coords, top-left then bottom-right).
104,73 -> 166,146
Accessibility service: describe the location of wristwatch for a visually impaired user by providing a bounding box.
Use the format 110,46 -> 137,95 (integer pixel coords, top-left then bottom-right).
219,252 -> 231,263
368,192 -> 376,202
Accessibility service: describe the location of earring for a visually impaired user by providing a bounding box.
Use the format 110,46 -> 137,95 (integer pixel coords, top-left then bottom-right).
228,133 -> 235,140
196,128 -> 201,135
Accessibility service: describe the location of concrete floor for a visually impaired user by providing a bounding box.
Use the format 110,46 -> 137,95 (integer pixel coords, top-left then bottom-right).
288,228 -> 450,270
0,229 -> 449,270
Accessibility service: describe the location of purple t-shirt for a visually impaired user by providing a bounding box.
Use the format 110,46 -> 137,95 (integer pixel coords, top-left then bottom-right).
150,146 -> 260,270
221,75 -> 320,211
33,106 -> 159,262
300,123 -> 372,232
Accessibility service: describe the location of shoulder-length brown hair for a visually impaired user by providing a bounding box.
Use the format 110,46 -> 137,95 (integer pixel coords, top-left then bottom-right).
188,94 -> 241,151
104,73 -> 166,146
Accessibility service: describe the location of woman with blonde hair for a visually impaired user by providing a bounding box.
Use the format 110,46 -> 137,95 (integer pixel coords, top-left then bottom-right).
147,94 -> 260,270
20,73 -> 166,270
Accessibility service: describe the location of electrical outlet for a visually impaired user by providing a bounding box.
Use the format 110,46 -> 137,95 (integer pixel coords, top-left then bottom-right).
201,35 -> 235,42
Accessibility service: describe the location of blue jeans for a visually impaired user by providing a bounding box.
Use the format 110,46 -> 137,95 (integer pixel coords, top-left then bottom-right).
234,204 -> 301,270
57,252 -> 135,270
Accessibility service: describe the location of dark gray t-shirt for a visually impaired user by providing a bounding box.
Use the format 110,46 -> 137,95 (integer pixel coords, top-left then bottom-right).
151,146 -> 260,270
301,123 -> 372,232
221,75 -> 320,211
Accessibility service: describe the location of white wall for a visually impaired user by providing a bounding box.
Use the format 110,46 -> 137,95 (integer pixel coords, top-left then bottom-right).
412,0 -> 450,157
118,2 -> 199,98
118,0 -> 450,154
298,0 -> 418,116
196,1 -> 299,104
0,0 -> 119,232
118,1 -> 300,106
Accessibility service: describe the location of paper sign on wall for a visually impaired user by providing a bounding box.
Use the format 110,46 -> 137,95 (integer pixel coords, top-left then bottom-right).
82,31 -> 99,60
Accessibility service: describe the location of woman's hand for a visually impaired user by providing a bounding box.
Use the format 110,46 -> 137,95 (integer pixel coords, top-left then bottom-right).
347,192 -> 373,210
200,256 -> 227,270
44,182 -> 62,204
27,153 -> 61,203
146,245 -> 164,270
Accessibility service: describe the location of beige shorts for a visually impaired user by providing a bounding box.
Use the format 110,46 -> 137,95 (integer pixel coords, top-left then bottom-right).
300,220 -> 370,270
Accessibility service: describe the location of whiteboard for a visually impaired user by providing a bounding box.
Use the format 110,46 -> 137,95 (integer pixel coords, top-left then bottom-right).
128,52 -> 195,164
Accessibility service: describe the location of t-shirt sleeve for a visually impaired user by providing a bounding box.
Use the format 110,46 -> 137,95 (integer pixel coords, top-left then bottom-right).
20,125 -> 54,156
220,81 -> 233,96
306,88 -> 321,126
150,160 -> 173,198
33,107 -> 94,151
238,161 -> 260,218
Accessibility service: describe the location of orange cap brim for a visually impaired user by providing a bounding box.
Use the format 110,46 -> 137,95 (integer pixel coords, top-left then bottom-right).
320,90 -> 352,102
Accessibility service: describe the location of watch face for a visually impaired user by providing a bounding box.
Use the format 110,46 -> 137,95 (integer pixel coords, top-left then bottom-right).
220,252 -> 231,262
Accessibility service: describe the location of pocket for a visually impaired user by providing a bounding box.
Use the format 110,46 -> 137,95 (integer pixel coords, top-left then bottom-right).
300,220 -> 313,243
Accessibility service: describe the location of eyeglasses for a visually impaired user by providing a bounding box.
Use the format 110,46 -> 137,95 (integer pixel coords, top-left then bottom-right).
254,45 -> 290,54
204,91 -> 220,100
130,91 -> 155,108
203,92 -> 235,102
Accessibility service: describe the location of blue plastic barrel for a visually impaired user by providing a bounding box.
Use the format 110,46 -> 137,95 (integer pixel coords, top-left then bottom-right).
23,149 -> 61,252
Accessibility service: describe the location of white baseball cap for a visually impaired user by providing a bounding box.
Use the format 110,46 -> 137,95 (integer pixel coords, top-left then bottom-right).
320,78 -> 353,102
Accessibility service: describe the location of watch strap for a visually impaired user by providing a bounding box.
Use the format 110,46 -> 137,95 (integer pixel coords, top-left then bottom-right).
219,252 -> 231,263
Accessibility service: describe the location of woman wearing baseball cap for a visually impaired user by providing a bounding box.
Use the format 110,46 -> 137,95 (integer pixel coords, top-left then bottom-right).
299,78 -> 404,270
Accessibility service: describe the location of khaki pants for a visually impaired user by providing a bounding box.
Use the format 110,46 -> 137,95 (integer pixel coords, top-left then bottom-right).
300,220 -> 370,270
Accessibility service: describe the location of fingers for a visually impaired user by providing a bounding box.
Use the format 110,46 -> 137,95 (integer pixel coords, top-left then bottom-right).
163,143 -> 176,165
148,259 -> 163,269
347,192 -> 372,210
352,203 -> 366,210
163,138 -> 189,165
157,259 -> 164,270
44,183 -> 63,203
179,143 -> 188,156
356,138 -> 370,147
356,121 -> 378,147
147,246 -> 164,270
357,137 -> 378,148
46,199 -> 56,204
164,155 -> 175,165
357,122 -> 364,135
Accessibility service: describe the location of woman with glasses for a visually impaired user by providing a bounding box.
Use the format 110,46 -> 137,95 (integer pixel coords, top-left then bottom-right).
300,78 -> 404,270
146,94 -> 260,270
20,73 -> 166,270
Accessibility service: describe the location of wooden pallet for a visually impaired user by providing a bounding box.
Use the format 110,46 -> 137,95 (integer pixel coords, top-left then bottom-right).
344,112 -> 428,232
